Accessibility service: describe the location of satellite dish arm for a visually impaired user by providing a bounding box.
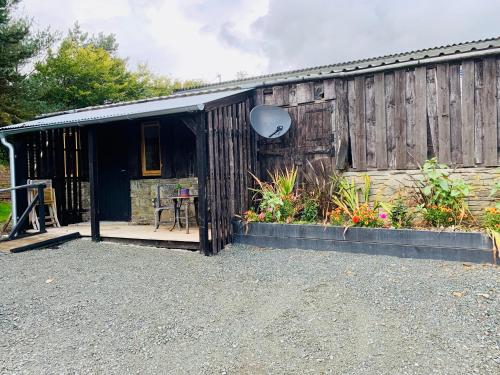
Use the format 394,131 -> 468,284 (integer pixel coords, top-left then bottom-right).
268,125 -> 283,138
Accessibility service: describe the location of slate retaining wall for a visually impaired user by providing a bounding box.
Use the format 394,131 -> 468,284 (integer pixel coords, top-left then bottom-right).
233,221 -> 496,264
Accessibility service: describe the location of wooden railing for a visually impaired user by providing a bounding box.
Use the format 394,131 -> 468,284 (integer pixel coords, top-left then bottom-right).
0,183 -> 46,240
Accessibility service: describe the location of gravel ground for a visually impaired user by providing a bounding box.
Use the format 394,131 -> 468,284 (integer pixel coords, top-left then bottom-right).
0,239 -> 498,375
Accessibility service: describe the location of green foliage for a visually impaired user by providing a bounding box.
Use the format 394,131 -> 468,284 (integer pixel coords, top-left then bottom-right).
421,159 -> 471,205
243,209 -> 259,222
302,159 -> 342,220
28,38 -> 143,110
0,0 -> 53,125
67,22 -> 119,54
249,167 -> 299,223
413,158 -> 472,226
381,197 -> 416,229
484,178 -> 500,232
350,204 -> 383,228
329,208 -> 346,226
483,207 -> 499,232
269,167 -> 297,197
424,205 -> 456,227
0,200 -> 10,223
134,63 -> 203,98
490,178 -> 500,210
332,175 -> 377,214
22,23 -> 204,114
300,198 -> 319,223
331,175 -> 383,228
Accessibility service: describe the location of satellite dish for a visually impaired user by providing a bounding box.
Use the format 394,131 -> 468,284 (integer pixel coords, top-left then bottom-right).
249,105 -> 291,139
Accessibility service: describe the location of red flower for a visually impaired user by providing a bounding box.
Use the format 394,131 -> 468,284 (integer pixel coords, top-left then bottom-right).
352,216 -> 360,224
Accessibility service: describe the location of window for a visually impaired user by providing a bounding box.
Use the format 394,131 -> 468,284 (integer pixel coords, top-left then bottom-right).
141,122 -> 161,176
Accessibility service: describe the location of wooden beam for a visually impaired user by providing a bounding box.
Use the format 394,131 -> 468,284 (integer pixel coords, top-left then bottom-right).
181,117 -> 197,135
87,126 -> 100,242
196,112 -> 210,255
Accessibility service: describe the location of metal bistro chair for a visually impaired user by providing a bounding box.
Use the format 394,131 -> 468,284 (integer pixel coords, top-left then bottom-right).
153,183 -> 197,233
27,179 -> 61,230
153,184 -> 177,231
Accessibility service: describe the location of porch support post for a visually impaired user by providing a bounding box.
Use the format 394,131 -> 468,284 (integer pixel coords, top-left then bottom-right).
87,126 -> 100,241
196,112 -> 210,255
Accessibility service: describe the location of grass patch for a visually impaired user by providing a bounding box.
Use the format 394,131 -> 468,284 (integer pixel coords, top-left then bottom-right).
0,201 -> 11,224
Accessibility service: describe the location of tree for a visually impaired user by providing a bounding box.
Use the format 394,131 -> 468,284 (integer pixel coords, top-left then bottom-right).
133,63 -> 203,98
29,38 -> 144,110
27,30 -> 204,111
67,22 -> 118,54
0,0 -> 51,125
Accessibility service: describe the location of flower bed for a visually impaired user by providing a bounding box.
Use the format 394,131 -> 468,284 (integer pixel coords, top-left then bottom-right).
233,221 -> 496,264
240,158 -> 500,263
242,159 -> 499,263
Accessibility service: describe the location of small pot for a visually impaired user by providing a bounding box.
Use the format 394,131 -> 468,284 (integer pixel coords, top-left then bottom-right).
179,188 -> 190,197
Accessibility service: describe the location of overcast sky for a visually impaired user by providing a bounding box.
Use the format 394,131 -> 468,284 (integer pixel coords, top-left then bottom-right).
18,0 -> 500,83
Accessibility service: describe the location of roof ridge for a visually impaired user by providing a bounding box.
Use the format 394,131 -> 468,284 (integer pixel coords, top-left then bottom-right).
184,36 -> 500,90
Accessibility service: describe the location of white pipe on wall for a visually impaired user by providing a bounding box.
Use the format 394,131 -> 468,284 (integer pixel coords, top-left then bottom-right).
1,135 -> 17,225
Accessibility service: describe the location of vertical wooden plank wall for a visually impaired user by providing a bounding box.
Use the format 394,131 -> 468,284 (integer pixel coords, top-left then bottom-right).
206,97 -> 254,254
256,56 -> 500,171
24,127 -> 88,225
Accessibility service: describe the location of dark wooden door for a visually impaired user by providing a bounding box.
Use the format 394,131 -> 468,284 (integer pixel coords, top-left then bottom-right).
97,126 -> 131,221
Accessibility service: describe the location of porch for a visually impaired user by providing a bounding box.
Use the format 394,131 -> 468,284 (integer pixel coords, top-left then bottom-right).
0,88 -> 256,255
46,222 -> 203,250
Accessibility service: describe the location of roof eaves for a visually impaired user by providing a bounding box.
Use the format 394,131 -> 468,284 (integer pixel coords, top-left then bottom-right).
0,104 -> 204,136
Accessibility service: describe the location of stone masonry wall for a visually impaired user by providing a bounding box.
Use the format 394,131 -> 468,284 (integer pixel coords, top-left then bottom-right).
80,181 -> 90,222
130,177 -> 198,225
342,167 -> 499,218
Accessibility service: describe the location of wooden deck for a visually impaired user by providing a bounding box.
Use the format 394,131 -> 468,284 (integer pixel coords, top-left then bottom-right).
46,222 -> 202,250
0,231 -> 80,253
0,222 -> 203,253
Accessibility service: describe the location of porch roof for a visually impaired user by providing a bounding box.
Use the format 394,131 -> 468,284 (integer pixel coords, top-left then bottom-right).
0,88 -> 251,136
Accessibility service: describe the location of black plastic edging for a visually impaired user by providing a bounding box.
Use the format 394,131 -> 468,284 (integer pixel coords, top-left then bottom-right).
233,221 -> 495,264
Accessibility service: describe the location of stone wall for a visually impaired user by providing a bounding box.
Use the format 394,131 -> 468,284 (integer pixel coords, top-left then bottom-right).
80,181 -> 90,222
342,167 -> 499,218
130,177 -> 198,225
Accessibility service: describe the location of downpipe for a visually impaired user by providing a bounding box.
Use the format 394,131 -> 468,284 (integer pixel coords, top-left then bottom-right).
1,135 -> 17,225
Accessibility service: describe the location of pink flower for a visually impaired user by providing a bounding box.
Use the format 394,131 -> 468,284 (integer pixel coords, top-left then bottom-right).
379,212 -> 387,219
258,212 -> 265,221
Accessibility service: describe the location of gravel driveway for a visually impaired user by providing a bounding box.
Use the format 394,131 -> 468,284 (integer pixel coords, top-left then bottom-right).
0,239 -> 498,374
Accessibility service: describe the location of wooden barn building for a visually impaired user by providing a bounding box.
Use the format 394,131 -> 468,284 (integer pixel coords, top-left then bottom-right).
1,37 -> 499,254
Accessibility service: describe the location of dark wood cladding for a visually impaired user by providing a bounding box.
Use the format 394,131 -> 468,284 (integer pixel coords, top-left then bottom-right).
206,97 -> 255,254
255,56 -> 500,174
19,127 -> 88,225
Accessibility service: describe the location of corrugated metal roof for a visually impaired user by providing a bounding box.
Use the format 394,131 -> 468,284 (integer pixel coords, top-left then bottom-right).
184,36 -> 500,93
2,36 -> 499,136
0,89 -> 250,135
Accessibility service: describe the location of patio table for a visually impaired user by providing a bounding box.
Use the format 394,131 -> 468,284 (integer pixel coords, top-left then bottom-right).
170,195 -> 198,234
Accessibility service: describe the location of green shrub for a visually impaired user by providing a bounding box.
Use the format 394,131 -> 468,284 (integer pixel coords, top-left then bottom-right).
383,197 -> 416,229
331,174 -> 382,228
413,158 -> 471,227
249,167 -> 299,223
329,207 -> 346,226
301,199 -> 319,223
484,207 -> 500,231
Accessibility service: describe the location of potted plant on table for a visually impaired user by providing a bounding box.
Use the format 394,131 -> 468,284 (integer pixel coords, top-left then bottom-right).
175,183 -> 190,197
